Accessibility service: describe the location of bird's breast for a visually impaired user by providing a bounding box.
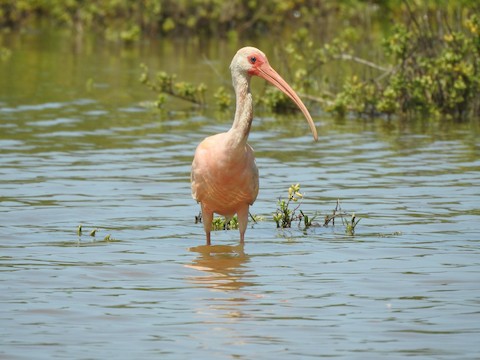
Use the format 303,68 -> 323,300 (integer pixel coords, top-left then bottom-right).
191,135 -> 259,215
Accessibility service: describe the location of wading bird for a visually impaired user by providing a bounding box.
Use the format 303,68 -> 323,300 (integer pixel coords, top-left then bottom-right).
191,47 -> 318,245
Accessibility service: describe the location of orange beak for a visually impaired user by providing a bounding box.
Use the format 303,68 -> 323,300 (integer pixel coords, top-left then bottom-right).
256,64 -> 318,141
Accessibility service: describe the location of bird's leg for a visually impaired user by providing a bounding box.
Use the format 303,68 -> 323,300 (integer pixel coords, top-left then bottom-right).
201,204 -> 213,246
237,205 -> 249,244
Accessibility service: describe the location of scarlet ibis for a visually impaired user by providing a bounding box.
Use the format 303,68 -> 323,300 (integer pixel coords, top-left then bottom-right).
191,46 -> 318,245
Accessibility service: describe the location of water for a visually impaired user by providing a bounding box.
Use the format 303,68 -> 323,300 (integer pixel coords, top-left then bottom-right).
1,29 -> 480,359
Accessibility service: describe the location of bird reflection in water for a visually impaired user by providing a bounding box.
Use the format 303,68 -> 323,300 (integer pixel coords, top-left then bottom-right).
186,244 -> 256,292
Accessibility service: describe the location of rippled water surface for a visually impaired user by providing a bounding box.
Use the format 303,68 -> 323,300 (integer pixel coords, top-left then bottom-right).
1,30 -> 480,359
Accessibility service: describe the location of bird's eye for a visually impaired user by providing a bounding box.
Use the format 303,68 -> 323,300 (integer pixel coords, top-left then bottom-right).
250,56 -> 257,64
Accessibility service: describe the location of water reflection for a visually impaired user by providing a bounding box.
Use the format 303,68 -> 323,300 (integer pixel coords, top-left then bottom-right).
186,244 -> 255,291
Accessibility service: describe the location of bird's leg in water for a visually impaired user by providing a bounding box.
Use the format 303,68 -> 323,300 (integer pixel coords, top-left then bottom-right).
201,204 -> 213,246
237,205 -> 249,244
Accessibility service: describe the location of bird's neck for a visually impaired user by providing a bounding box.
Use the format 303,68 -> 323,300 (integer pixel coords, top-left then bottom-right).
228,74 -> 253,148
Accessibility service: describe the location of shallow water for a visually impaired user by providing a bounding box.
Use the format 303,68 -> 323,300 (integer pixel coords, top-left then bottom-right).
1,30 -> 480,359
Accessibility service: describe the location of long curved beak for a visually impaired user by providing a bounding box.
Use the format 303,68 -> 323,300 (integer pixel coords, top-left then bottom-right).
256,64 -> 318,141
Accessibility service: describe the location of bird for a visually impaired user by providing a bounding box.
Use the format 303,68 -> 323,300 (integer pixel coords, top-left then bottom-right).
191,46 -> 318,245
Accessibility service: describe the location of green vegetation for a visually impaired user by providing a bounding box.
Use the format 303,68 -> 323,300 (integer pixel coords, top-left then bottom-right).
312,14 -> 480,119
343,213 -> 361,236
0,46 -> 11,61
0,1 -> 361,39
2,1 -> 479,118
273,183 -> 305,229
195,184 -> 361,236
195,212 -> 263,232
138,1 -> 479,119
212,215 -> 239,231
273,184 -> 360,235
140,64 -> 207,108
76,224 -> 117,243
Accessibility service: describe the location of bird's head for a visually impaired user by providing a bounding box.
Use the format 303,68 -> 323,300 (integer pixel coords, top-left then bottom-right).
230,46 -> 269,76
230,46 -> 318,141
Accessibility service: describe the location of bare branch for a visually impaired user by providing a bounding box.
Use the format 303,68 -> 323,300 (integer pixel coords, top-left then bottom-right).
333,53 -> 391,72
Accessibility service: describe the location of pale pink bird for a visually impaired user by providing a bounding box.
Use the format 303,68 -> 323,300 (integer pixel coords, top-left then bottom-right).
191,46 -> 318,245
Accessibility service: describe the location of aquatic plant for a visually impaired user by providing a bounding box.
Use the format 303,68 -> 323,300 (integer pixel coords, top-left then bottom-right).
273,185 -> 360,234
140,10 -> 479,120
0,0 -> 359,39
343,213 -> 361,236
76,225 -> 116,243
139,64 -> 206,108
103,234 -> 114,242
299,210 -> 318,230
212,216 -> 239,231
195,212 -> 262,232
129,1 -> 480,119
273,183 -> 304,229
196,184 -> 361,235
213,86 -> 232,110
277,8 -> 480,119
9,1 -> 474,118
